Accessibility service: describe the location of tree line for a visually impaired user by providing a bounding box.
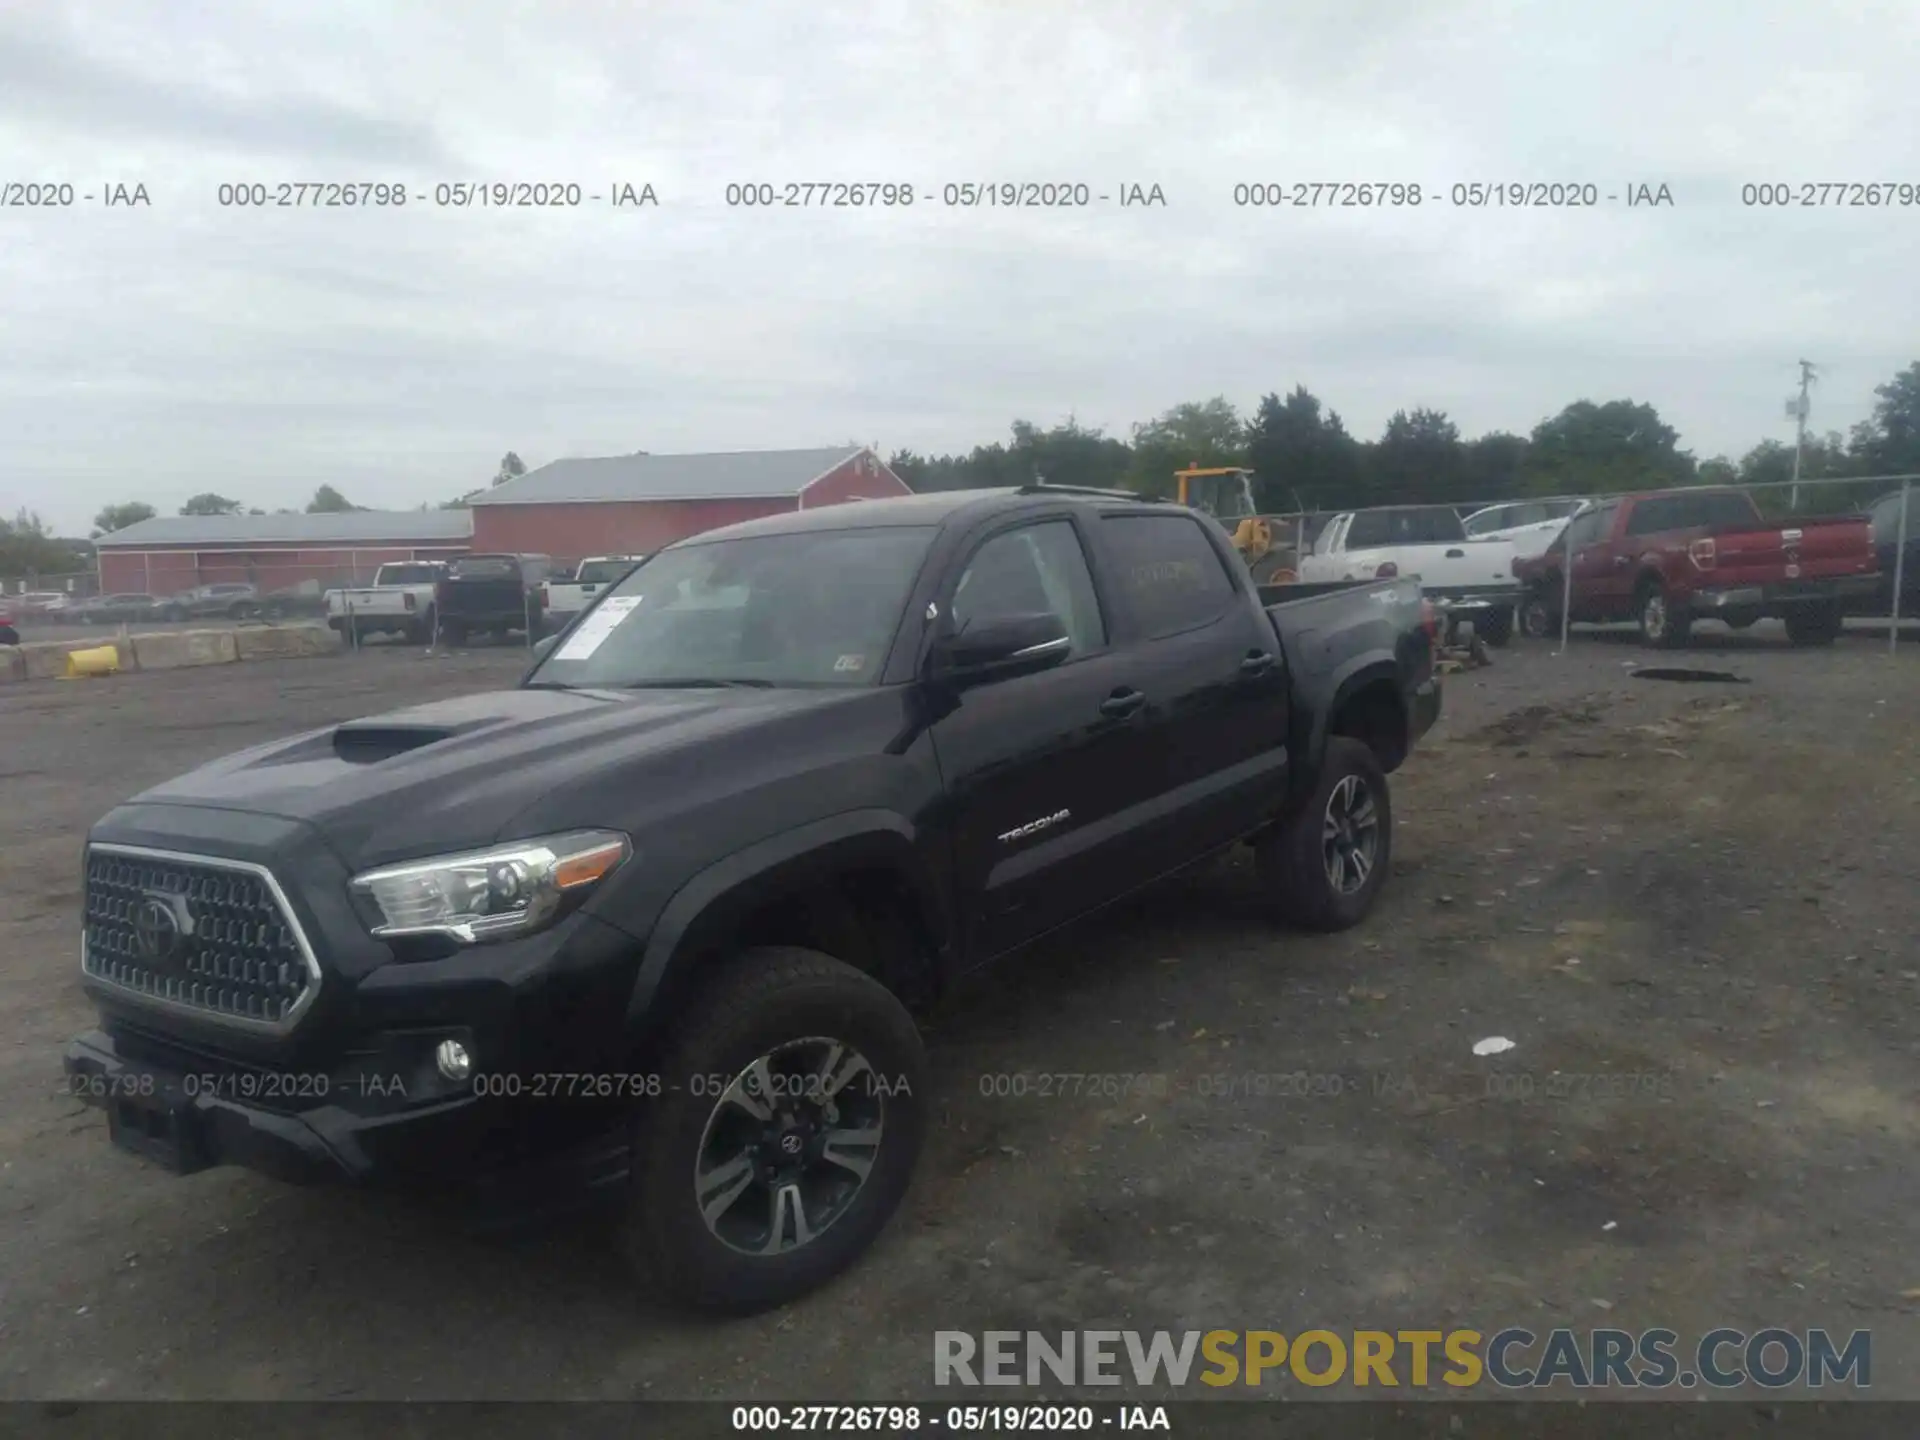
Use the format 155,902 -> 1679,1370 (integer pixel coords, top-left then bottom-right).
888,361 -> 1920,515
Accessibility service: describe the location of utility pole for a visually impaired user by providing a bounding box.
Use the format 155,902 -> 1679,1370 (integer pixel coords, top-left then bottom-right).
1788,359 -> 1816,508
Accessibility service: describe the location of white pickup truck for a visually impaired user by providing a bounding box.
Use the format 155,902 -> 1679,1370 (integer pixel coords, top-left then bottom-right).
540,555 -> 645,634
324,560 -> 446,643
1297,505 -> 1523,644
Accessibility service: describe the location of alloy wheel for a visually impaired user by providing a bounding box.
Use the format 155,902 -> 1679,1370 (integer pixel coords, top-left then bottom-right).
1321,773 -> 1380,895
693,1037 -> 885,1257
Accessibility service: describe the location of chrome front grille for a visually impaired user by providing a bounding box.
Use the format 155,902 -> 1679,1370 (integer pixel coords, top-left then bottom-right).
82,845 -> 321,1030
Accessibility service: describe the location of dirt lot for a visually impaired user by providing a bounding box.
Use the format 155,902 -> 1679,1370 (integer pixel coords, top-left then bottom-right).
1,631 -> 1917,1402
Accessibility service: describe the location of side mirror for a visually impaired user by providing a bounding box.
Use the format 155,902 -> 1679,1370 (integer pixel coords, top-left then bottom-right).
935,612 -> 1071,683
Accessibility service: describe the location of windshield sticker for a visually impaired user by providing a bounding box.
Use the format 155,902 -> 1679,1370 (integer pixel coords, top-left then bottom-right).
833,653 -> 866,673
553,595 -> 642,660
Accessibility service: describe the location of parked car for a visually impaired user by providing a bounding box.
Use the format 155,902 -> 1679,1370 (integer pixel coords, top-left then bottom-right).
1841,489 -> 1920,619
0,604 -> 16,646
257,584 -> 330,621
160,584 -> 260,621
324,562 -> 447,642
15,590 -> 73,617
1513,487 -> 1879,647
541,555 -> 647,635
63,485 -> 1440,1315
73,593 -> 164,626
434,553 -> 553,645
1297,505 -> 1523,644
1460,498 -> 1590,561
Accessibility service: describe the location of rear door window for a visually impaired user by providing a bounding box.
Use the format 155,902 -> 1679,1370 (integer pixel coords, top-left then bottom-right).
1098,514 -> 1239,640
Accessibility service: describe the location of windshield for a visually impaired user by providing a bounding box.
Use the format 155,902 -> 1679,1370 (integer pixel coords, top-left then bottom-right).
527,527 -> 934,690
1347,507 -> 1468,547
378,564 -> 443,585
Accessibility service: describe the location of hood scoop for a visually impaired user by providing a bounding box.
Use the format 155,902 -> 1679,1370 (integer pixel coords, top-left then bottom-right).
331,722 -> 458,764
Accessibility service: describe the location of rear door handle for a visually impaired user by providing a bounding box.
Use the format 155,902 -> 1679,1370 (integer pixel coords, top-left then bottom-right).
1445,548 -> 1465,558
1100,688 -> 1146,719
1613,556 -> 1630,568
1239,651 -> 1275,675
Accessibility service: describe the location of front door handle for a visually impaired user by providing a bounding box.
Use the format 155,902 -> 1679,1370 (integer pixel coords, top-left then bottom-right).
1239,650 -> 1275,675
1445,548 -> 1465,558
1613,555 -> 1630,568
1100,688 -> 1145,719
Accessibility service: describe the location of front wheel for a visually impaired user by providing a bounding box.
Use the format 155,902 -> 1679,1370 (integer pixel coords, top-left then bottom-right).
621,947 -> 927,1314
1256,737 -> 1392,932
1519,588 -> 1559,640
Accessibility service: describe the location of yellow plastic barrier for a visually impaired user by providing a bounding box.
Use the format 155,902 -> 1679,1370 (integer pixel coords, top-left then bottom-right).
64,644 -> 121,679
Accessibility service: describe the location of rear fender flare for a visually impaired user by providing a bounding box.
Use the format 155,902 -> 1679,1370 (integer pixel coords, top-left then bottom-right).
1296,656 -> 1403,798
624,810 -> 949,1024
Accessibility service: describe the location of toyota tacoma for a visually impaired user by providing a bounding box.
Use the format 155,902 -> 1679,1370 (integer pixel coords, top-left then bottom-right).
65,485 -> 1441,1313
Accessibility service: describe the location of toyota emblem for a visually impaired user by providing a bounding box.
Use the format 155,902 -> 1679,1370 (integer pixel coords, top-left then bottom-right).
779,1133 -> 804,1156
132,892 -> 193,966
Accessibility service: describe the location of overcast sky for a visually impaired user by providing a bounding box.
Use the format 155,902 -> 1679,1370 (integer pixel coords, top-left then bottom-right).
4,1 -> 1917,535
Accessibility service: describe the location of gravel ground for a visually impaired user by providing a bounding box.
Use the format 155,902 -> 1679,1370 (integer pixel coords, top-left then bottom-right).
1,631 -> 1917,1402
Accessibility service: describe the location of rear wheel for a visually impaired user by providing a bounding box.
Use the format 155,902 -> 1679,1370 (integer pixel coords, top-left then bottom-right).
1636,581 -> 1691,649
620,947 -> 927,1314
1256,737 -> 1392,932
1783,602 -> 1843,646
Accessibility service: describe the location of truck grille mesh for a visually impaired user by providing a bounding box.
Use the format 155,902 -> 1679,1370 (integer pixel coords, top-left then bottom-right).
82,851 -> 316,1027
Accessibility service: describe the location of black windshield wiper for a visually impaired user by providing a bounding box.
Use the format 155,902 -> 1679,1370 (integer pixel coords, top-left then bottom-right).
622,677 -> 777,689
521,680 -> 576,690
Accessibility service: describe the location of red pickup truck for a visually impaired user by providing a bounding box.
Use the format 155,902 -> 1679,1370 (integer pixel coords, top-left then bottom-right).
1512,487 -> 1879,648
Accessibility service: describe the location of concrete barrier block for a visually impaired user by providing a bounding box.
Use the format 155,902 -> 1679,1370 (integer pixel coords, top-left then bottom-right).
20,641 -> 91,680
131,628 -> 240,671
0,647 -> 22,683
233,623 -> 343,661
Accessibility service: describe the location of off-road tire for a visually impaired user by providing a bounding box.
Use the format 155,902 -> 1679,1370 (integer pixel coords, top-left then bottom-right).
1636,580 -> 1691,649
1256,737 -> 1392,932
620,946 -> 927,1315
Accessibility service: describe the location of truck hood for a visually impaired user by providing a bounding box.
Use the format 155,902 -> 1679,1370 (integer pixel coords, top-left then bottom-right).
120,685 -> 856,867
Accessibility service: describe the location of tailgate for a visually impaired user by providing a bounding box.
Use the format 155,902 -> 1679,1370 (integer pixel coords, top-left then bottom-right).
440,579 -> 526,616
339,590 -> 409,613
1708,517 -> 1874,584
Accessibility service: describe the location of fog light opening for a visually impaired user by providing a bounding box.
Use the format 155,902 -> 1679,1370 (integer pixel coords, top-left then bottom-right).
435,1039 -> 473,1081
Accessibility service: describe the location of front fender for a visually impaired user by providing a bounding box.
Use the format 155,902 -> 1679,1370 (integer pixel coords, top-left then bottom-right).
623,809 -> 950,1024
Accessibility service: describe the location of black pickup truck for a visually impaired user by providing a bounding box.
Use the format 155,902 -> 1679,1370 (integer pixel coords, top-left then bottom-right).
64,485 -> 1440,1314
434,553 -> 552,645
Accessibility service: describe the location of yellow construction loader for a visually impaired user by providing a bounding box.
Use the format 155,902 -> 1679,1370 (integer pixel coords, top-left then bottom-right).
1173,465 -> 1299,582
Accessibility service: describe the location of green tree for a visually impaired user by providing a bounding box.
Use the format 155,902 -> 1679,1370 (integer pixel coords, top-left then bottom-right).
1367,408 -> 1468,505
1244,387 -> 1366,512
1521,399 -> 1694,496
179,492 -> 243,516
0,509 -> 88,578
494,452 -> 527,487
92,501 -> 157,536
1125,397 -> 1245,497
1697,455 -> 1739,486
1847,362 -> 1920,475
1010,418 -> 1133,491
306,485 -> 358,513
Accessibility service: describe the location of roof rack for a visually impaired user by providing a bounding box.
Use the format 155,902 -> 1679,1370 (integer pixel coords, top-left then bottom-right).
1016,482 -> 1144,500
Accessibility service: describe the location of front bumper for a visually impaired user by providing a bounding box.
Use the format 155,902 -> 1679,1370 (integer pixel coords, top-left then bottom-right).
1689,574 -> 1881,612
64,1026 -> 497,1184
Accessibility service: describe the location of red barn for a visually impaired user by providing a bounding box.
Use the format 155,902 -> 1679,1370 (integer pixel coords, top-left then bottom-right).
468,446 -> 912,559
93,510 -> 473,598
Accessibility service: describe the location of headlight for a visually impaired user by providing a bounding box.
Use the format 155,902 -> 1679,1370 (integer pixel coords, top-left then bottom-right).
349,829 -> 630,944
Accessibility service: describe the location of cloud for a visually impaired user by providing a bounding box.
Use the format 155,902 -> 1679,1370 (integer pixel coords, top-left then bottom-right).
2,0 -> 1917,532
